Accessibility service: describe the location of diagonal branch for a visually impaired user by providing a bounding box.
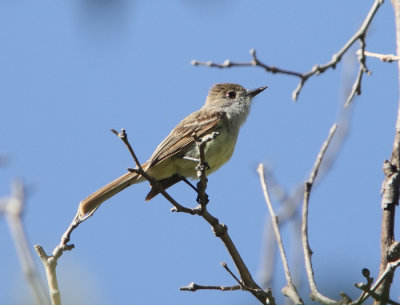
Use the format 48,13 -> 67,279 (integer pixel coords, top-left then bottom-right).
34,209 -> 98,305
113,129 -> 274,305
353,257 -> 400,305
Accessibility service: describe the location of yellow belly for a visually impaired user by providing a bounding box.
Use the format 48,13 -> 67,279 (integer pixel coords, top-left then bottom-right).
146,129 -> 238,180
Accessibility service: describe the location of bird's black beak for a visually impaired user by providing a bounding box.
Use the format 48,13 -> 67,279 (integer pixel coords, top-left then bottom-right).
246,86 -> 268,98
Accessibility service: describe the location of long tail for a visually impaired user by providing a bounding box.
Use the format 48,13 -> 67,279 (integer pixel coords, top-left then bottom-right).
78,171 -> 141,217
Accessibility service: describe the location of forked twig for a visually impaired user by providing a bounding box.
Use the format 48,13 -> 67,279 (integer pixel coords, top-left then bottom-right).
34,209 -> 98,305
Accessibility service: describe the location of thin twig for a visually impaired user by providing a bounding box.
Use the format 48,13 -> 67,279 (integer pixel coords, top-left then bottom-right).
192,50 -> 304,78
302,124 -> 338,304
35,209 -> 98,305
110,128 -> 198,214
180,282 -> 241,292
352,268 -> 374,305
344,36 -> 370,107
192,0 -> 384,105
128,167 -> 197,214
258,164 -> 304,305
359,50 -> 400,62
221,262 -> 243,286
111,129 -> 142,169
354,258 -> 400,305
355,284 -> 400,305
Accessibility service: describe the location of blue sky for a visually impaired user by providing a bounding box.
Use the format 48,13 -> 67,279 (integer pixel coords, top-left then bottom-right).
1,1 -> 399,304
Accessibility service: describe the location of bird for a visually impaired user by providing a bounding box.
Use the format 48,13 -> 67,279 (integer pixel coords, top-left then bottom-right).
78,83 -> 267,216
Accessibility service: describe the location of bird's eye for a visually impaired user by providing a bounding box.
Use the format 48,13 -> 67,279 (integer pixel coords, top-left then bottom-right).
226,91 -> 236,99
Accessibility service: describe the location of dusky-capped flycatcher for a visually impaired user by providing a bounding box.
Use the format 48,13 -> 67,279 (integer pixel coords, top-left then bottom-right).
78,83 -> 267,216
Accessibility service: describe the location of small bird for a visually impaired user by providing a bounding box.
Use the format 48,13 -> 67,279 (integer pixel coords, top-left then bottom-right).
79,83 -> 267,216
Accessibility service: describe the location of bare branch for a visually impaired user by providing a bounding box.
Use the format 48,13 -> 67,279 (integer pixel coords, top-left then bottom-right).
180,282 -> 241,292
259,101 -> 351,290
34,209 -> 96,305
355,284 -> 400,305
1,181 -> 50,305
302,124 -> 338,305
344,37 -> 370,107
220,262 -> 243,286
352,268 -> 374,305
192,0 -> 384,105
111,128 -> 198,215
128,167 -> 198,215
258,164 -> 304,305
371,257 -> 400,297
354,258 -> 400,305
193,131 -> 220,207
114,129 -> 274,305
192,49 -> 303,78
110,128 -> 142,169
359,50 -> 400,62
375,1 -> 400,300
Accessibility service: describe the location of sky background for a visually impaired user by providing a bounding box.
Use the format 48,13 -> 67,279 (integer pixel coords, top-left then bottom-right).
1,0 -> 399,304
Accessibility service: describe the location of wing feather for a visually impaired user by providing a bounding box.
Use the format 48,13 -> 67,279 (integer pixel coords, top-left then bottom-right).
145,110 -> 226,170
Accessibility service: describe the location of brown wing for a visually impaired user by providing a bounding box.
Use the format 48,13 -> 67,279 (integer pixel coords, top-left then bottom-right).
145,110 -> 226,170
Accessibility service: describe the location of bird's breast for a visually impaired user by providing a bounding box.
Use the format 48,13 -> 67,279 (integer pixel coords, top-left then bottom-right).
202,129 -> 238,174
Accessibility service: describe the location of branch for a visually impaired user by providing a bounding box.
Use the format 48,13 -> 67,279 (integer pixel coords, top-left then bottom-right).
35,208 -> 98,305
302,124 -> 338,305
258,164 -> 304,305
354,257 -> 400,305
375,1 -> 400,301
110,129 -> 142,168
192,49 -> 303,78
110,128 -> 197,214
191,133 -> 275,304
180,282 -> 241,292
192,0 -> 383,105
352,268 -> 374,305
371,257 -> 400,298
355,284 -> 400,305
113,129 -> 274,305
359,50 -> 400,62
259,98 -> 352,290
1,180 -> 50,305
193,131 -> 219,207
344,37 -> 370,107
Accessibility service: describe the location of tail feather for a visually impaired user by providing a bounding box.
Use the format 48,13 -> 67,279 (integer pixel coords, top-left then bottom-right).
78,171 -> 140,216
145,174 -> 182,201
